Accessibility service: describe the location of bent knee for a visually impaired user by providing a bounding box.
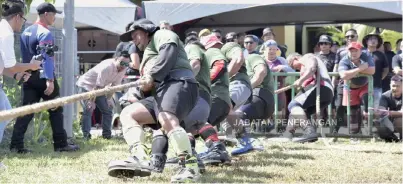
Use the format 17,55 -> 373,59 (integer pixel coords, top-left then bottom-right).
158,111 -> 180,126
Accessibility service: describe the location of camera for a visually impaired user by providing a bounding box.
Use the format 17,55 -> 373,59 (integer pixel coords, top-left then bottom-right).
36,44 -> 59,58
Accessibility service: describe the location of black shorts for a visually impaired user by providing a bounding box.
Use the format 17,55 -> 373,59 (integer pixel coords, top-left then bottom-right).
288,84 -> 334,117
238,88 -> 275,120
208,97 -> 231,126
138,79 -> 199,130
154,79 -> 198,121
138,97 -> 160,130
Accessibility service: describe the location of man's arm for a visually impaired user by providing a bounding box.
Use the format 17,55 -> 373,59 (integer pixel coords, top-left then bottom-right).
298,57 -> 317,82
250,64 -> 267,88
148,43 -> 178,82
227,48 -> 244,77
190,59 -> 201,76
210,60 -> 225,83
38,32 -> 55,80
128,44 -> 141,70
1,34 -> 36,73
381,53 -> 389,79
278,57 -> 295,72
392,55 -> 403,75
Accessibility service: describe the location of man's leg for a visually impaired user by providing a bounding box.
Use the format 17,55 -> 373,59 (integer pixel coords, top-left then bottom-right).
150,129 -> 168,173
221,80 -> 251,143
333,85 -> 345,135
41,80 -> 77,152
0,88 -> 11,143
393,118 -> 402,141
10,87 -> 40,153
95,95 -> 113,139
78,88 -> 93,139
108,101 -> 156,178
154,80 -> 200,182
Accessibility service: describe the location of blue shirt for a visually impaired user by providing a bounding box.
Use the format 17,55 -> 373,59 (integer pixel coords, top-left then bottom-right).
20,23 -> 55,79
338,52 -> 375,87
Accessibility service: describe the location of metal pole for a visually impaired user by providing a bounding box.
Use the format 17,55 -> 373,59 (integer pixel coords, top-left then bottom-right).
62,0 -> 75,138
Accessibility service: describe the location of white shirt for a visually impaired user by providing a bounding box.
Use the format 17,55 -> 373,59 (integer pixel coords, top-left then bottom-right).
76,59 -> 126,91
0,19 -> 17,76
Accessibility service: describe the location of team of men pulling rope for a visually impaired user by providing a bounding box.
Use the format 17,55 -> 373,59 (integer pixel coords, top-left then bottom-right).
1,0 -> 402,183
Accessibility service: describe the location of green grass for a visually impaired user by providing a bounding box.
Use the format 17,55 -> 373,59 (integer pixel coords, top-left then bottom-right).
0,137 -> 402,183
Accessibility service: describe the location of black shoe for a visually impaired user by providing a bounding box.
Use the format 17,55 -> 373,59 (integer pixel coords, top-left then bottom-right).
200,142 -> 231,166
10,148 -> 33,154
292,125 -> 318,143
55,144 -> 80,152
108,156 -> 152,178
165,149 -> 205,174
150,154 -> 167,173
102,135 -> 113,140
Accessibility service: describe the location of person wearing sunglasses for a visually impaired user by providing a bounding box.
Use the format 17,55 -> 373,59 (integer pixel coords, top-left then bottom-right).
243,35 -> 259,57
76,51 -> 130,140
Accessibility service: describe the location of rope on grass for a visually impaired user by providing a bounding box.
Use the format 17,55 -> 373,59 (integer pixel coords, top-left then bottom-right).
0,81 -> 141,122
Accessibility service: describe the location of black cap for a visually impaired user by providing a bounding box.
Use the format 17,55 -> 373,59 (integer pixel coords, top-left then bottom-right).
225,32 -> 237,40
318,35 -> 332,44
120,19 -> 159,42
36,2 -> 62,15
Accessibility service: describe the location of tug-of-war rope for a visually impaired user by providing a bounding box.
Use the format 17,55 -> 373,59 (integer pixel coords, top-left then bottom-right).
0,74 -> 397,154
0,81 -> 141,122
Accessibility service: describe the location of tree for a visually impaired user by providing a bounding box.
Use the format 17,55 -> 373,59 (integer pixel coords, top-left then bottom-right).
320,23 -> 402,50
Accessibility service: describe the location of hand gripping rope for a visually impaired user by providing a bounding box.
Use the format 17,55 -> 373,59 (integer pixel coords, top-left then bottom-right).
0,81 -> 141,122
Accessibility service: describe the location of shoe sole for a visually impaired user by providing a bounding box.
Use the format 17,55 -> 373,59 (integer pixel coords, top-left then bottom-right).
292,137 -> 318,143
204,159 -> 232,166
108,166 -> 151,178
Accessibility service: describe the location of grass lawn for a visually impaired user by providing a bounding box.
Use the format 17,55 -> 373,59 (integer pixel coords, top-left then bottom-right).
0,137 -> 402,183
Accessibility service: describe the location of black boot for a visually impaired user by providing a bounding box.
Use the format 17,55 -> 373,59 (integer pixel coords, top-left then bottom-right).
292,122 -> 318,143
200,142 -> 231,166
150,153 -> 167,173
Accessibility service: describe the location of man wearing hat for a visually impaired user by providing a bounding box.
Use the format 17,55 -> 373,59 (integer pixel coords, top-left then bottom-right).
338,42 -> 375,142
362,32 -> 389,110
316,35 -> 337,120
331,29 -> 373,140
10,2 -> 80,153
107,19 -> 200,182
258,27 -> 287,58
198,28 -> 210,39
316,35 -> 336,72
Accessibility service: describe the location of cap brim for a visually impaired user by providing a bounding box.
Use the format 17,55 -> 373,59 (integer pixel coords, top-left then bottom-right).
205,41 -> 222,49
120,30 -> 134,42
56,10 -> 62,14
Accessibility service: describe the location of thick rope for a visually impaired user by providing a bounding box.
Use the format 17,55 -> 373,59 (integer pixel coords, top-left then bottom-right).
0,81 -> 140,122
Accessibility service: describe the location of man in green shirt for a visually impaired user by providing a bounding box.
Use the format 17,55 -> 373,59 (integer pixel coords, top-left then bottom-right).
165,34 -> 231,167
107,19 -> 200,183
231,54 -> 275,155
220,32 -> 253,144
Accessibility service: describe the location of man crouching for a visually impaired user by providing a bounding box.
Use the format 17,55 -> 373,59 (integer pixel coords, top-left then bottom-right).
107,19 -> 200,183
